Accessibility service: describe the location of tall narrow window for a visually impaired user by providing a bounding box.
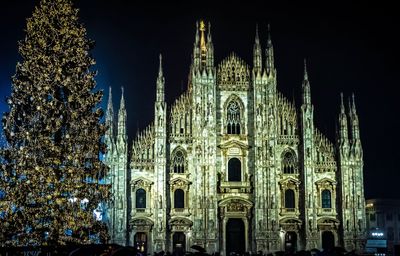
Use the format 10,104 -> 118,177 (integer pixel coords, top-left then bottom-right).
282,150 -> 297,174
227,101 -> 241,134
174,189 -> 185,209
285,189 -> 295,209
173,150 -> 185,173
228,158 -> 241,181
321,189 -> 331,208
136,188 -> 146,209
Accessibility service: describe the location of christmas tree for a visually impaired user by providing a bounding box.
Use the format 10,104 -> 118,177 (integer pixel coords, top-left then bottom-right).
0,0 -> 110,246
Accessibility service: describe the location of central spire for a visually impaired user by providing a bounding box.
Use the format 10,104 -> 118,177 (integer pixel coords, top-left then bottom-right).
200,20 -> 207,65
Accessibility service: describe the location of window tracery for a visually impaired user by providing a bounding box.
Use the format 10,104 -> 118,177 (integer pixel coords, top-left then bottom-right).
172,149 -> 185,173
282,150 -> 297,174
227,100 -> 241,134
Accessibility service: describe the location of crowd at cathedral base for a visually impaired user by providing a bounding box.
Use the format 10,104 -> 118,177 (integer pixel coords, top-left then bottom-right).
105,21 -> 366,256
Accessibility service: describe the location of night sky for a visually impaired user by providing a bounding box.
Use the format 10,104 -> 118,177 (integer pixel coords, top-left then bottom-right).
0,1 -> 398,199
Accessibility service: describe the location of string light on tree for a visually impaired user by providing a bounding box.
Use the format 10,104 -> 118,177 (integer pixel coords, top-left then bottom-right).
0,0 -> 110,246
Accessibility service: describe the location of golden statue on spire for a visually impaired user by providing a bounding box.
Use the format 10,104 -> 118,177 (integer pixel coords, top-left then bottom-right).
199,20 -> 206,32
199,20 -> 207,63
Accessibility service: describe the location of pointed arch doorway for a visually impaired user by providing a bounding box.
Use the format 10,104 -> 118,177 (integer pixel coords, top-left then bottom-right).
226,218 -> 245,255
322,231 -> 335,251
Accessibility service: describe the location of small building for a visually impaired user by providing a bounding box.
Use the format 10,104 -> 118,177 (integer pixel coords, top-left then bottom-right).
366,199 -> 400,255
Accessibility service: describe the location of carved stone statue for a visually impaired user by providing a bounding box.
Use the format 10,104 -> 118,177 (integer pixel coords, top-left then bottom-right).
158,195 -> 162,209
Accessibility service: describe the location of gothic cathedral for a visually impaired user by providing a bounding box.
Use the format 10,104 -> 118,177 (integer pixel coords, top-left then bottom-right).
105,21 -> 366,254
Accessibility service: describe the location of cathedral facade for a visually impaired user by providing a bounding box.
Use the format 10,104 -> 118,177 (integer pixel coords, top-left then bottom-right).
105,22 -> 366,255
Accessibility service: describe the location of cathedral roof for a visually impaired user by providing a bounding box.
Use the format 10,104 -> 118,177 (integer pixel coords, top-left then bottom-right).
217,52 -> 250,90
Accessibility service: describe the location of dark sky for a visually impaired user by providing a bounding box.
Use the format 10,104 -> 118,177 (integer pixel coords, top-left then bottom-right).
0,1 -> 398,199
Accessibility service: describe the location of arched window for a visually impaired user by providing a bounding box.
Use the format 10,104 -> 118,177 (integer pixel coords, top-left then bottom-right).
227,100 -> 241,134
282,150 -> 297,174
136,188 -> 146,209
321,189 -> 331,209
173,150 -> 185,173
174,189 -> 185,209
228,158 -> 241,182
285,189 -> 295,209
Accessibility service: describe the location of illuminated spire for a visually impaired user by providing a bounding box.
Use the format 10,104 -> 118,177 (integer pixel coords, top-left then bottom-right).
303,59 -> 308,81
200,20 -> 206,51
338,92 -> 349,155
253,24 -> 262,73
158,54 -> 163,77
302,59 -> 311,105
106,86 -> 113,124
350,93 -> 360,141
105,86 -> 114,140
157,54 -> 165,102
207,22 -> 212,43
195,21 -> 199,45
118,87 -> 126,135
265,23 -> 275,75
206,22 -> 214,69
351,93 -> 357,115
119,86 -> 125,112
340,92 -> 345,114
192,21 -> 201,70
255,24 -> 260,44
199,20 -> 207,66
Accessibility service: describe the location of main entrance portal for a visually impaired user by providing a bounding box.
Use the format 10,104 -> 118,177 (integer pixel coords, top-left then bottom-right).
285,232 -> 297,253
173,232 -> 186,255
134,232 -> 147,255
226,218 -> 245,255
322,231 -> 335,251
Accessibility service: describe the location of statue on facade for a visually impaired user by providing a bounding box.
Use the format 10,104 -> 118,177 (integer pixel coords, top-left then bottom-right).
158,195 -> 163,209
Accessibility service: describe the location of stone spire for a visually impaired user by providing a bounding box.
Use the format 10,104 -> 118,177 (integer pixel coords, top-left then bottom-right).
157,54 -> 165,102
265,24 -> 275,75
349,93 -> 362,157
302,59 -> 311,106
200,20 -> 207,66
253,24 -> 262,74
104,86 -> 115,158
338,93 -> 349,154
193,21 -> 201,70
105,86 -> 114,138
117,87 -> 127,141
206,22 -> 214,70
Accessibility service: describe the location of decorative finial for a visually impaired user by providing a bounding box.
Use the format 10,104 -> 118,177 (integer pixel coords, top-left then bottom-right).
158,53 -> 163,77
340,92 -> 345,112
107,86 -> 113,113
200,20 -> 206,32
304,59 -> 308,80
199,20 -> 207,58
207,22 -> 212,41
255,24 -> 260,43
119,86 -> 125,110
352,93 -> 357,113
